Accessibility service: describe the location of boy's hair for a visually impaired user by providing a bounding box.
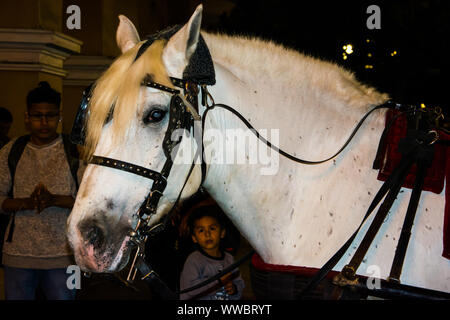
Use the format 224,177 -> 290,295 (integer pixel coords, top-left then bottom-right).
0,107 -> 13,123
26,81 -> 61,110
188,205 -> 225,235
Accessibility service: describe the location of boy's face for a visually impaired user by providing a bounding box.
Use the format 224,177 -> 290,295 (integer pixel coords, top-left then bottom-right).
25,102 -> 60,145
192,216 -> 226,256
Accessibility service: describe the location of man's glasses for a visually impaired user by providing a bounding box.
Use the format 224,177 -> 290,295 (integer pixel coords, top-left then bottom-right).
28,113 -> 60,122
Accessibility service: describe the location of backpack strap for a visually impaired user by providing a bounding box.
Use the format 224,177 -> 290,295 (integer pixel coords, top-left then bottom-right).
6,135 -> 31,242
7,135 -> 31,198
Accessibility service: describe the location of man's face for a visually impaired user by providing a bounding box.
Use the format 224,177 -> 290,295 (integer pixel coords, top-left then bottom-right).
25,102 -> 60,144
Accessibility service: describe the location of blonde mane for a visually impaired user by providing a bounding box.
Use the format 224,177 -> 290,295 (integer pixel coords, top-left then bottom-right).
84,39 -> 174,159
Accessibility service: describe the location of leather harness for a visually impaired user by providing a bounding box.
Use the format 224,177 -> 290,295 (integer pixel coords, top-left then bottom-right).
300,106 -> 449,299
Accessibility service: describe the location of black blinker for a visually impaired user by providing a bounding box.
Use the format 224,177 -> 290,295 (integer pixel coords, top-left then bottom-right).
70,83 -> 94,146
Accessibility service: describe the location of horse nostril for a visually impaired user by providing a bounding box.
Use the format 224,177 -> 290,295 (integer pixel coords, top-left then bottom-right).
85,225 -> 105,250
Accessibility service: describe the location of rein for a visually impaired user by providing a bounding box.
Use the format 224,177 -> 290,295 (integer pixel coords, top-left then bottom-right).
200,95 -> 399,165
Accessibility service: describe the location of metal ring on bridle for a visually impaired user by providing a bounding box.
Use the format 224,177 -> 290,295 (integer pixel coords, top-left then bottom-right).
428,130 -> 439,145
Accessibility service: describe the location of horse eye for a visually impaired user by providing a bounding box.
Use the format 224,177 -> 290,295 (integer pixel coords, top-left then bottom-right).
144,108 -> 167,124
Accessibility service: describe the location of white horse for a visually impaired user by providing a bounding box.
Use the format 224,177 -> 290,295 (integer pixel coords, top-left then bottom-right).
67,5 -> 449,294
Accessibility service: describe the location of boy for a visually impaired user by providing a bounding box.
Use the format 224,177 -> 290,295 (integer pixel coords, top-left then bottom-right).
179,206 -> 245,300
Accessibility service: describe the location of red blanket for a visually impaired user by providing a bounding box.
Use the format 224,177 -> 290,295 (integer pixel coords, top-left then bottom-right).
442,131 -> 450,259
375,109 -> 449,259
251,253 -> 339,278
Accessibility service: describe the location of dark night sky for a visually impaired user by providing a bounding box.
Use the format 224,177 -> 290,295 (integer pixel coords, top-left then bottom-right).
199,0 -> 445,114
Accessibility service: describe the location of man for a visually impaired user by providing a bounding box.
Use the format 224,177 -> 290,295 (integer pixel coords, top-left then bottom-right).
0,81 -> 84,300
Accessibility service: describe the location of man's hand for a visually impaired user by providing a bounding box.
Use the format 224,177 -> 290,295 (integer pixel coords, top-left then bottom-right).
31,183 -> 55,213
2,183 -> 75,213
31,183 -> 74,213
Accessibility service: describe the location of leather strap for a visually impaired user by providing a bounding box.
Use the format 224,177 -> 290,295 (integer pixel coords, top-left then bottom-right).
300,101 -> 448,298
388,132 -> 436,282
388,161 -> 426,283
341,154 -> 414,280
142,75 -> 180,95
135,247 -> 255,299
90,156 -> 164,182
373,108 -> 415,169
202,101 -> 398,166
135,255 -> 178,300
340,127 -> 437,281
297,153 -> 414,298
178,249 -> 255,295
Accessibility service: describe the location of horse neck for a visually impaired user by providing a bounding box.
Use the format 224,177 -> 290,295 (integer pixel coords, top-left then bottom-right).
199,32 -> 381,192
198,58 -> 353,260
200,32 -> 386,159
199,33 -> 388,262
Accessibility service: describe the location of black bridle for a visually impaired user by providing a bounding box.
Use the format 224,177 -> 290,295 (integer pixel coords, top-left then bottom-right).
71,74 -> 204,282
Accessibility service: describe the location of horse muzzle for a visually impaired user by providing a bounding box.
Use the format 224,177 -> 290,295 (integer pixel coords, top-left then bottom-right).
68,216 -> 133,273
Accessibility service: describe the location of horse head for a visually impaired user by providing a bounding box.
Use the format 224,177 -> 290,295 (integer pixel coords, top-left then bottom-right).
67,5 -> 205,273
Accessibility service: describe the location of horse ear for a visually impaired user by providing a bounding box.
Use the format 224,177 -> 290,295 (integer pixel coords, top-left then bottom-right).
116,15 -> 140,54
166,5 -> 203,63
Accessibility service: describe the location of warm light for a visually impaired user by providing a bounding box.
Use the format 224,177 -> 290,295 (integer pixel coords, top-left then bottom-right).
366,39 -> 371,43
342,53 -> 348,60
391,50 -> 397,56
365,65 -> 374,69
367,53 -> 372,57
343,44 -> 353,54
420,103 -> 426,109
